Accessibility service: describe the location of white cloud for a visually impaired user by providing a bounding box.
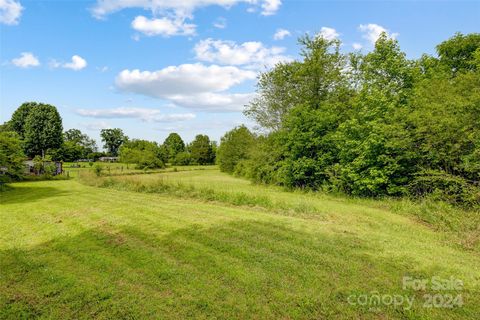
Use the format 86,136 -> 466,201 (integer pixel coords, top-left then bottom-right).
261,0 -> 281,16
213,17 -> 226,29
273,28 -> 290,40
194,38 -> 291,68
92,0 -> 281,18
115,63 -> 256,112
358,23 -> 398,45
131,15 -> 196,37
116,64 -> 255,96
92,0 -> 281,36
317,27 -> 339,41
77,107 -> 196,122
168,92 -> 255,111
11,52 -> 40,68
352,42 -> 362,50
64,55 -> 87,70
0,0 -> 23,25
51,55 -> 88,71
81,121 -> 111,131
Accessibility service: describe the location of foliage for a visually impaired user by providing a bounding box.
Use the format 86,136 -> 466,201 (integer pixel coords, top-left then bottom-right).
0,131 -> 25,183
173,151 -> 192,166
119,139 -> 165,169
32,155 -> 57,177
240,32 -> 480,206
436,32 -> 480,74
22,103 -> 63,157
93,163 -> 103,176
163,133 -> 185,163
9,102 -> 37,140
100,128 -> 127,156
216,125 -> 256,173
189,134 -> 215,165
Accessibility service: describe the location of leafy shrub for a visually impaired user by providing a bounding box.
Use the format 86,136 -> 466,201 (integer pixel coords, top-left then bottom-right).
93,163 -> 103,176
408,170 -> 480,207
173,152 -> 191,166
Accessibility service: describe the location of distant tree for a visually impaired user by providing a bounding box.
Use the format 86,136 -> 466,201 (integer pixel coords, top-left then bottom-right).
216,126 -> 255,173
63,128 -> 97,159
100,128 -> 127,156
23,103 -> 63,157
10,102 -> 37,140
163,133 -> 185,163
119,139 -> 164,169
190,134 -> 215,165
64,129 -> 84,142
173,151 -> 192,166
0,131 -> 25,183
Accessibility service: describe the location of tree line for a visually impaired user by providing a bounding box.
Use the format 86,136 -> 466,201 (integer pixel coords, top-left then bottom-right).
216,32 -> 480,207
0,103 -> 216,181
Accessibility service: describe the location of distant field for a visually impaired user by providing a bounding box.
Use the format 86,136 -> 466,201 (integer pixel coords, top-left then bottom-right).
1,169 -> 479,319
62,162 -> 217,177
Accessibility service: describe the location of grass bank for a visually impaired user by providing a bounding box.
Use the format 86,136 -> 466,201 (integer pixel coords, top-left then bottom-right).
1,172 -> 479,319
79,169 -> 480,251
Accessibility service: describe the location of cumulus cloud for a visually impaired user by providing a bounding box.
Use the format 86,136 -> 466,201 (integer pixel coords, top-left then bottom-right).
194,38 -> 291,68
168,92 -> 255,111
0,0 -> 23,25
358,23 -> 398,45
261,0 -> 281,16
51,55 -> 88,71
116,64 -> 255,96
273,28 -> 290,40
64,55 -> 87,70
76,107 -> 196,122
91,0 -> 281,36
115,63 -> 256,112
131,15 -> 196,37
11,52 -> 40,68
317,27 -> 339,41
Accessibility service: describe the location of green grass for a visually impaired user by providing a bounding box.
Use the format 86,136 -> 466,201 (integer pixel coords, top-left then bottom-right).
62,162 -> 216,178
1,170 -> 479,319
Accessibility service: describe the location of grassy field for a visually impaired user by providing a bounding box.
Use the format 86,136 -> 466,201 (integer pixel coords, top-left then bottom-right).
62,162 -> 217,178
1,169 -> 479,319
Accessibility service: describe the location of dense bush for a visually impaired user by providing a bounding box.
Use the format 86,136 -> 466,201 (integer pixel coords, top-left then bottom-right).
216,126 -> 256,173
235,32 -> 480,206
0,131 -> 25,183
173,152 -> 192,166
119,139 -> 165,169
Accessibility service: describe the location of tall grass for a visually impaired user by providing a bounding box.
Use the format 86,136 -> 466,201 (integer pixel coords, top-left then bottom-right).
78,170 -> 320,217
78,169 -> 480,251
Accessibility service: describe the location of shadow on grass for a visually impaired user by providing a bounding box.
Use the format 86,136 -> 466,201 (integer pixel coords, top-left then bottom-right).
0,185 -> 72,205
0,220 -> 476,319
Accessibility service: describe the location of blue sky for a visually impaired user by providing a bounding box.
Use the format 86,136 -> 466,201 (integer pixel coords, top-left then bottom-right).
1,0 -> 479,146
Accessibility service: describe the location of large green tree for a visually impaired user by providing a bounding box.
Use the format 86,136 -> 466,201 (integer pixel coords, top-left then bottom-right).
23,103 -> 63,157
216,126 -> 255,173
100,128 -> 127,156
9,102 -> 37,140
190,134 -> 215,165
163,133 -> 185,163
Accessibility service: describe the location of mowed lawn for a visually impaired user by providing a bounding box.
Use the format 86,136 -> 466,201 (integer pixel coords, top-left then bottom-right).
1,171 -> 479,319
